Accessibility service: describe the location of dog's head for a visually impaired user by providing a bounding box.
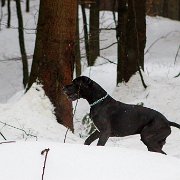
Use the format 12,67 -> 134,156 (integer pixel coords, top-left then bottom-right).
63,76 -> 93,101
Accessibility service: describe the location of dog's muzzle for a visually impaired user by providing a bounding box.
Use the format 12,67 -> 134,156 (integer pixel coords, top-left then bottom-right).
63,86 -> 79,101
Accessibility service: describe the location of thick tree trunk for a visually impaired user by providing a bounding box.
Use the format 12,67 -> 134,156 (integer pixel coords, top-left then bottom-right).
117,0 -> 146,84
15,0 -> 29,88
28,0 -> 77,131
89,0 -> 100,66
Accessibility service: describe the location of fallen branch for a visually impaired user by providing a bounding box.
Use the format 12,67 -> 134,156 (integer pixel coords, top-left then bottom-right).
0,141 -> 15,145
41,148 -> 50,180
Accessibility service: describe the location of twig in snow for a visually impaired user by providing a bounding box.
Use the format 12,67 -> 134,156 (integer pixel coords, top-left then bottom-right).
41,148 -> 50,180
0,132 -> 7,140
64,99 -> 79,143
174,44 -> 180,65
174,72 -> 180,78
0,141 -> 15,145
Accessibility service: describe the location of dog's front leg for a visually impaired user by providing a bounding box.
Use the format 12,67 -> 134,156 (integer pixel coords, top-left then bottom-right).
84,130 -> 100,145
97,129 -> 111,146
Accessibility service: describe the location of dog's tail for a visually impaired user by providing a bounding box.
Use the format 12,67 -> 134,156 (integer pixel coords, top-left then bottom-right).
169,121 -> 180,129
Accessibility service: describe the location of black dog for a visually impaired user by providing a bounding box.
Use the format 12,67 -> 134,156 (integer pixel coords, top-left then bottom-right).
63,76 -> 180,154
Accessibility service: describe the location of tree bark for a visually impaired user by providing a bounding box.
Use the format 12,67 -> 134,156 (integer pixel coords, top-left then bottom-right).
163,0 -> 168,17
89,0 -> 100,66
28,0 -> 77,131
15,0 -> 29,88
117,0 -> 146,84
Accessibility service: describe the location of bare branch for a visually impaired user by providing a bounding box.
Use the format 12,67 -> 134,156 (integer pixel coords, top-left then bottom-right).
99,56 -> 116,65
41,148 -> 50,180
100,42 -> 117,51
0,132 -> 6,140
64,100 -> 79,143
174,44 -> 180,65
0,120 -> 37,140
145,31 -> 180,55
0,141 -> 15,145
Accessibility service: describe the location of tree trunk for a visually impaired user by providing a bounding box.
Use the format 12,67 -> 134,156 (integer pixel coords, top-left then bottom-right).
75,4 -> 81,77
163,0 -> 168,17
7,0 -> 11,28
89,0 -> 100,66
26,0 -> 30,12
135,0 -> 146,69
81,4 -> 90,65
1,0 -> 5,7
117,0 -> 128,84
28,0 -> 77,131
117,0 -> 146,84
15,0 -> 29,88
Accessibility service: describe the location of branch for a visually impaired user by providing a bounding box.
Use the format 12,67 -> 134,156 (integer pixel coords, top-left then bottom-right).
99,56 -> 117,65
0,141 -> 15,144
0,132 -> 6,140
0,120 -> 37,140
100,42 -> 117,51
0,55 -> 33,62
64,99 -> 79,143
145,31 -> 180,55
41,148 -> 50,180
174,44 -> 180,65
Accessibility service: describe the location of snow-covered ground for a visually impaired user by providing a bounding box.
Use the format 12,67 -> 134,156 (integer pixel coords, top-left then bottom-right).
0,0 -> 180,179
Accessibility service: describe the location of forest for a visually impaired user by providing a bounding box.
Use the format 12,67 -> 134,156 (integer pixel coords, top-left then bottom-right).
0,0 -> 180,179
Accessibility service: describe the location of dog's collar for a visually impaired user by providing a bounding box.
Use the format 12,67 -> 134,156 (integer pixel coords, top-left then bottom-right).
90,93 -> 108,107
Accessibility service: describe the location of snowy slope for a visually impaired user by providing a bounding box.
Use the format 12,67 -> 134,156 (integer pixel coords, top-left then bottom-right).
1,142 -> 180,180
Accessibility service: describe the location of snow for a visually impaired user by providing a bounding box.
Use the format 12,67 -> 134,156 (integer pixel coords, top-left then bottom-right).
0,0 -> 180,179
1,142 -> 180,180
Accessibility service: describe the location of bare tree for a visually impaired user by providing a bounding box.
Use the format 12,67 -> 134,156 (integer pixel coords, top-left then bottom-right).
28,0 -> 77,131
117,0 -> 146,85
15,0 -> 29,88
89,0 -> 100,66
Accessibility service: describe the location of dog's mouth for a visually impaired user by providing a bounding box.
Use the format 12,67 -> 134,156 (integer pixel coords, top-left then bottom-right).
66,93 -> 79,101
63,87 -> 79,101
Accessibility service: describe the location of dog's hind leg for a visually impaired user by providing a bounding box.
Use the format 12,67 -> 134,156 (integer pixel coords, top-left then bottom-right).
140,121 -> 171,154
84,130 -> 100,145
